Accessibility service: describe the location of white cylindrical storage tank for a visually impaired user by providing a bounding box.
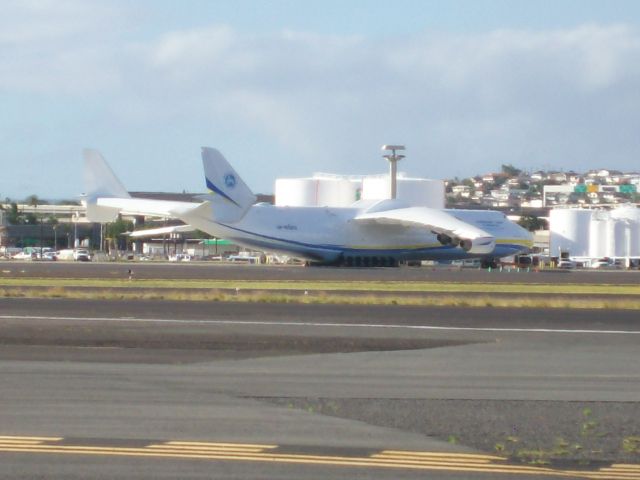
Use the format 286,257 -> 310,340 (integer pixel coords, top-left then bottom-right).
361,176 -> 390,200
611,206 -> 640,257
614,220 -> 629,257
604,218 -> 617,258
361,176 -> 445,208
589,217 -> 607,259
341,179 -> 361,206
275,178 -> 318,206
610,205 -> 640,222
316,178 -> 360,207
631,220 -> 640,257
396,178 -> 445,208
549,209 -> 592,257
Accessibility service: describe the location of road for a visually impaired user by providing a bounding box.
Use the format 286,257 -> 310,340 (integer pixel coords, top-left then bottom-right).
0,297 -> 639,479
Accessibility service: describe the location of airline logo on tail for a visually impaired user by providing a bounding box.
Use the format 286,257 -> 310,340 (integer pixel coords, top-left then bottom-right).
205,176 -> 241,207
200,147 -> 256,217
224,173 -> 237,189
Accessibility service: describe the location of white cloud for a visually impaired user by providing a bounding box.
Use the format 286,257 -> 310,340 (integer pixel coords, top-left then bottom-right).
0,0 -> 119,45
2,10 -> 640,196
0,0 -> 127,93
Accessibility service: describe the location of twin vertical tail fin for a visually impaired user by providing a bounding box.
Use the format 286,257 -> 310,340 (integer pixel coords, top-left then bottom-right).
200,147 -> 256,223
82,147 -> 256,224
83,149 -> 130,222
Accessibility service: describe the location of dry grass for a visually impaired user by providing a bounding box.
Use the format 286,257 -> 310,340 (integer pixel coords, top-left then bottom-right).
2,286 -> 640,309
1,278 -> 640,295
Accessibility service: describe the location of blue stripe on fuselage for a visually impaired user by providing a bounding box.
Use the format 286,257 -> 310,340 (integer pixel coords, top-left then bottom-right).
215,222 -> 527,260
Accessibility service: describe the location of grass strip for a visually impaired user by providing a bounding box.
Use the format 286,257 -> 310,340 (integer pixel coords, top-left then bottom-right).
0,278 -> 639,295
2,286 -> 640,309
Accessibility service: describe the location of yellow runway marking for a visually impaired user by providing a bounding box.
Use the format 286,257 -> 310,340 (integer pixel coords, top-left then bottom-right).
0,436 -> 638,479
146,445 -> 268,453
0,439 -> 46,445
164,441 -> 278,449
377,449 -> 506,460
0,436 -> 62,442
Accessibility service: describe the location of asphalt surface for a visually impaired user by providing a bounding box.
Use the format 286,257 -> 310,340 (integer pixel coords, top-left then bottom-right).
2,260 -> 640,283
1,297 -> 639,479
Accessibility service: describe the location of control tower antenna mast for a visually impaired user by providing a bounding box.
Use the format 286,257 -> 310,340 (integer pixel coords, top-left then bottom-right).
382,145 -> 405,200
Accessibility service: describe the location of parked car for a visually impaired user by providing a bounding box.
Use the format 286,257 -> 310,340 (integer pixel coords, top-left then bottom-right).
558,260 -> 577,269
169,254 -> 191,262
593,259 -> 623,269
42,251 -> 58,261
73,249 -> 91,262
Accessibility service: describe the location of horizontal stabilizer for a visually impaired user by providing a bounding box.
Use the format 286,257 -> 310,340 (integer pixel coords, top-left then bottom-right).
128,224 -> 194,238
85,203 -> 122,223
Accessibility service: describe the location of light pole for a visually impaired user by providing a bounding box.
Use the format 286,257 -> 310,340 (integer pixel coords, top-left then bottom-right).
39,210 -> 43,257
73,212 -> 79,248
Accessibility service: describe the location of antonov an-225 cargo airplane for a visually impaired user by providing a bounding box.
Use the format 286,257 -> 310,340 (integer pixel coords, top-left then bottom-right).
83,147 -> 532,267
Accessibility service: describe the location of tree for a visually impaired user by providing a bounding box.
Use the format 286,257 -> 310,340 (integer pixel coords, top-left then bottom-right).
7,202 -> 21,224
518,215 -> 548,232
25,194 -> 45,252
105,217 -> 134,253
501,164 -> 522,177
25,194 -> 40,208
493,175 -> 508,187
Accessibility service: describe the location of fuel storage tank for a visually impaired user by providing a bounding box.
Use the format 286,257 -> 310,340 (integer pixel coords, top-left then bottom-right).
549,208 -> 592,257
275,178 -> 319,207
277,174 -> 444,208
589,211 -> 608,259
275,177 -> 360,207
361,175 -> 444,208
611,206 -> 640,257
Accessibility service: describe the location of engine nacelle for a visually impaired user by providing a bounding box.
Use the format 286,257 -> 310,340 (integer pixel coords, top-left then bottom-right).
436,233 -> 492,254
436,233 -> 452,245
437,233 -> 463,247
459,239 -> 473,252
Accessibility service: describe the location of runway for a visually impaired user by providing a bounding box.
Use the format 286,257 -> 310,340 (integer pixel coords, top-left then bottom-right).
2,260 -> 640,283
0,297 -> 638,479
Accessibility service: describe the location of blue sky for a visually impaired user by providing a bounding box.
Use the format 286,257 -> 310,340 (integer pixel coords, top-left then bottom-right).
2,0 -> 640,199
139,1 -> 640,35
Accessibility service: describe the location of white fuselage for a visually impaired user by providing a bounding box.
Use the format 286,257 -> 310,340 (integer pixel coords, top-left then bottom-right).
184,202 -> 532,263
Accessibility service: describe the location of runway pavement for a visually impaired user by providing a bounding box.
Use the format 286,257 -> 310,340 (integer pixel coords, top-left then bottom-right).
2,260 -> 640,283
0,298 -> 639,479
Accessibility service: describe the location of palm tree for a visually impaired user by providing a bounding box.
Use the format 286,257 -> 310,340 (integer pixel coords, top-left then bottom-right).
26,194 -> 39,209
26,194 -> 43,253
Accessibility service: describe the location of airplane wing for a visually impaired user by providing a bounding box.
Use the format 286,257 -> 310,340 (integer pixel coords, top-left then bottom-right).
354,206 -> 496,255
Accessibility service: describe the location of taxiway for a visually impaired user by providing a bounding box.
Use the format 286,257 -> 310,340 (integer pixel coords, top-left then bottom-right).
0,296 -> 638,479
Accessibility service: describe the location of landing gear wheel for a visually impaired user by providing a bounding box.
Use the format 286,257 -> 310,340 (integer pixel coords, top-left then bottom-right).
481,259 -> 498,269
